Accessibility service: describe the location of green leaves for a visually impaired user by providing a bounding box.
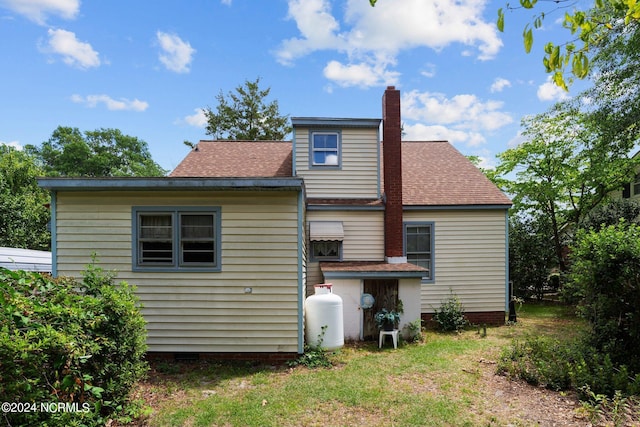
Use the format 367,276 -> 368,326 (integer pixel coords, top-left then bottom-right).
501,0 -> 640,89
0,146 -> 51,250
523,25 -> 533,53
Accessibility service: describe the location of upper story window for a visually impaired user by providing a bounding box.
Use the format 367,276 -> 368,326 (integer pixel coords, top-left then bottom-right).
404,222 -> 434,282
133,207 -> 221,271
311,131 -> 340,167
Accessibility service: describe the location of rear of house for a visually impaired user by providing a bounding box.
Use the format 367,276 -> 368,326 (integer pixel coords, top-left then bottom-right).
39,86 -> 511,359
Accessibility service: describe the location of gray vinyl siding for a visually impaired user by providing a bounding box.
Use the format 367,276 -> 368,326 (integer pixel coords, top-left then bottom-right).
54,190 -> 301,353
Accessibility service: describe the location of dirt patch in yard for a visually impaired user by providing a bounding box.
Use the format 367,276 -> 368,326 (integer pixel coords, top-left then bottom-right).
475,358 -> 586,426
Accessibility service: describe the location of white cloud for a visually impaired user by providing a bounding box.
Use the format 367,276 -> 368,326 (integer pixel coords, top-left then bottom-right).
323,59 -> 399,88
276,0 -> 502,87
276,0 -> 342,66
490,77 -> 511,93
0,140 -> 23,150
0,0 -> 79,25
402,90 -> 513,132
403,123 -> 486,146
71,94 -> 148,111
400,90 -> 513,147
475,155 -> 496,170
537,76 -> 570,102
43,28 -> 100,69
156,31 -> 196,73
221,0 -> 232,5
182,108 -> 207,127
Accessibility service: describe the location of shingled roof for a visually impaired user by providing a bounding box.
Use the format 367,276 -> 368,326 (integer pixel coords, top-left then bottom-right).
170,141 -> 292,178
169,139 -> 510,207
399,141 -> 511,207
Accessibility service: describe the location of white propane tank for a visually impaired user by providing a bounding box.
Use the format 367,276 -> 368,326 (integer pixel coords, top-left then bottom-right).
304,284 -> 344,351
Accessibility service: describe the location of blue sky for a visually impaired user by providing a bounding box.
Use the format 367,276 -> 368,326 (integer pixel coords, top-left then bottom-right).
0,0 -> 588,172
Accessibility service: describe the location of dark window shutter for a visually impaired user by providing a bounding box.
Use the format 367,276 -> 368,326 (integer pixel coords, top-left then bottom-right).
623,183 -> 631,198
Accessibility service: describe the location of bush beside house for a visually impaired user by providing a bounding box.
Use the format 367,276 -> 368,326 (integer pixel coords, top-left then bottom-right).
0,263 -> 148,426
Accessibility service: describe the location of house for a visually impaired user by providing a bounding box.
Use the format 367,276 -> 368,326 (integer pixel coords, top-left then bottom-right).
38,87 -> 511,360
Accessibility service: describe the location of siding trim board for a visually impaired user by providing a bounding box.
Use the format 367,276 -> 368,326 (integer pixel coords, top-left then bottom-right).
307,204 -> 384,211
297,191 -> 305,354
38,177 -> 305,192
292,117 -> 381,128
51,190 -> 58,277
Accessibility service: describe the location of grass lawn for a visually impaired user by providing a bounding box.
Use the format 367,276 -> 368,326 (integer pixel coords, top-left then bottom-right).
130,303 -> 586,427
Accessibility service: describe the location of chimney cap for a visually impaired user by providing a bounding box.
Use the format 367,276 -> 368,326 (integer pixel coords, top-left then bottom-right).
386,86 -> 396,90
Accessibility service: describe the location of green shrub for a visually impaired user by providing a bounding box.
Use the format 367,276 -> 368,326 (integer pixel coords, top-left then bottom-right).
498,335 -> 640,398
0,263 -> 148,426
570,221 -> 640,374
432,292 -> 468,332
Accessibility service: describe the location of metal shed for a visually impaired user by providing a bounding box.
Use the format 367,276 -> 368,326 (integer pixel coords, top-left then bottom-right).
0,247 -> 52,273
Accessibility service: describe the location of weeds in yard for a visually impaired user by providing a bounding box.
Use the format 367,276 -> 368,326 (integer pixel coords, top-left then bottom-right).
578,386 -> 640,427
288,325 -> 335,369
403,319 -> 424,343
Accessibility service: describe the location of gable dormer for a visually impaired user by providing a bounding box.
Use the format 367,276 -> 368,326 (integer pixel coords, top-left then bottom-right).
291,117 -> 381,199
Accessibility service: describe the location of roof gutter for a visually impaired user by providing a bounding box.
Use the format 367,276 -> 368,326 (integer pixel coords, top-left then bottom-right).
37,177 -> 305,192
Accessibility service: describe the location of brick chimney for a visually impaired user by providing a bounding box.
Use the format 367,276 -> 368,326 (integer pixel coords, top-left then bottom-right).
382,86 -> 406,263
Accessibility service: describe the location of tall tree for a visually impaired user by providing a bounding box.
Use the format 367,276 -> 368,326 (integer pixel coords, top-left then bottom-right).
26,127 -> 167,177
495,103 -> 638,270
0,146 -> 50,250
204,77 -> 292,141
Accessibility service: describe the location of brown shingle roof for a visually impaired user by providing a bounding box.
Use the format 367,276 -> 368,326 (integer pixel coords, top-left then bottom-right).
170,140 -> 292,178
320,261 -> 427,273
399,141 -> 512,206
169,139 -> 511,207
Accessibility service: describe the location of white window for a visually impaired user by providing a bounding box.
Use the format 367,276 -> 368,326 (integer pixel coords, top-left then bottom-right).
311,132 -> 340,167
